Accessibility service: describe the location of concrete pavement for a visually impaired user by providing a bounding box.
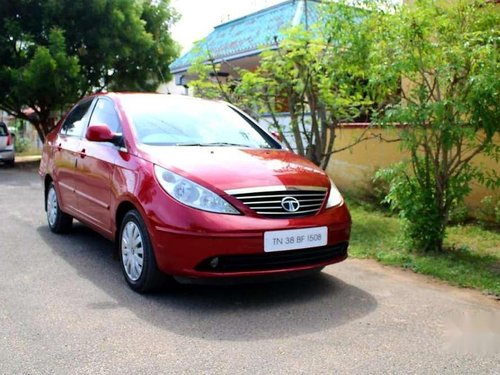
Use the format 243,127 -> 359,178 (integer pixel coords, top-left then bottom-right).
0,166 -> 498,374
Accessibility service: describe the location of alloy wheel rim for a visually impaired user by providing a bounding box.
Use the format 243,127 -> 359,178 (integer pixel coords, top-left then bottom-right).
47,188 -> 58,227
121,221 -> 144,281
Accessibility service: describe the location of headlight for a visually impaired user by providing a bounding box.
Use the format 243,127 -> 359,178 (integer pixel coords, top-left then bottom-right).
154,165 -> 239,214
326,178 -> 343,208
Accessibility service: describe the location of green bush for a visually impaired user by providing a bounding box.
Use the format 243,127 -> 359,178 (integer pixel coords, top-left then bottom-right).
477,196 -> 500,225
14,136 -> 31,153
448,203 -> 469,225
366,169 -> 393,209
375,161 -> 473,252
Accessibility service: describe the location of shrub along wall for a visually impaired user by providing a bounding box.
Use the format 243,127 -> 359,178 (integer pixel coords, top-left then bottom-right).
325,125 -> 499,212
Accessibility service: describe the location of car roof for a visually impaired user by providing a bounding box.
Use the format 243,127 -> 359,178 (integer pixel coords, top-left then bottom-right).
95,92 -> 220,105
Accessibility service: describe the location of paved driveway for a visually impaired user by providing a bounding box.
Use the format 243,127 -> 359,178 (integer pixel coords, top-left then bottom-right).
0,165 -> 499,374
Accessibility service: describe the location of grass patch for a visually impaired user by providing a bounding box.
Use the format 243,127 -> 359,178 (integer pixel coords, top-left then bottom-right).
17,148 -> 41,157
346,197 -> 500,297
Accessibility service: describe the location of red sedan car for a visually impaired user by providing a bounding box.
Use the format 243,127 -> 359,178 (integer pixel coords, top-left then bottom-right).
39,93 -> 351,293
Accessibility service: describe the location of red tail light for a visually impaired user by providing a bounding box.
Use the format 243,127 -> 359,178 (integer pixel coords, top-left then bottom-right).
6,133 -> 12,146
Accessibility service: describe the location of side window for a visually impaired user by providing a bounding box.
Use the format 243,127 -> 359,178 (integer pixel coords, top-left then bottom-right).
89,98 -> 121,134
0,123 -> 7,136
61,99 -> 94,137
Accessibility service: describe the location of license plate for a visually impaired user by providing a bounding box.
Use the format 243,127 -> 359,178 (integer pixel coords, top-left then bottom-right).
264,227 -> 328,252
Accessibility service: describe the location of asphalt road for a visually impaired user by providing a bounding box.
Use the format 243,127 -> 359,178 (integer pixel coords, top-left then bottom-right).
1,164 -> 499,374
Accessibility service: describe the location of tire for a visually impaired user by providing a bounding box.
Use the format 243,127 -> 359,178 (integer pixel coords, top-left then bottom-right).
6,159 -> 15,168
119,209 -> 163,293
46,182 -> 73,233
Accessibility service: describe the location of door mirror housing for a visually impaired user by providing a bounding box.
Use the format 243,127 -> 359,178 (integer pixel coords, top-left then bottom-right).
86,124 -> 122,146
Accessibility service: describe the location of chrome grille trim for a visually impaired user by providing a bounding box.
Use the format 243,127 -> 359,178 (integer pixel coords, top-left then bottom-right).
225,185 -> 327,195
255,208 -> 321,215
228,186 -> 328,218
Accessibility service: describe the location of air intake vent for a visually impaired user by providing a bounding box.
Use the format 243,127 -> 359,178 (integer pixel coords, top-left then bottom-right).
196,242 -> 349,272
228,186 -> 327,218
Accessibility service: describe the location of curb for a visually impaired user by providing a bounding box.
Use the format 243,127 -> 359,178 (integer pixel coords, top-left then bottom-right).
15,155 -> 42,164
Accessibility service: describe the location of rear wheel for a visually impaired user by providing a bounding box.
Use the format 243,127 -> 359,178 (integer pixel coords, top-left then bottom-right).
46,182 -> 73,233
119,209 -> 163,293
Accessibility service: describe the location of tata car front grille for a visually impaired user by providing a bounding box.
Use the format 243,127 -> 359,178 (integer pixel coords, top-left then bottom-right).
227,186 -> 328,218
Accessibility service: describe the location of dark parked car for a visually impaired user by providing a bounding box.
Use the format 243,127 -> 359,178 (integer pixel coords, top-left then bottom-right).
39,93 -> 351,293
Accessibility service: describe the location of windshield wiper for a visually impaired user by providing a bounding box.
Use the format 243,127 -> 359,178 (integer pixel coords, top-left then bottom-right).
204,142 -> 251,147
175,142 -> 204,146
175,142 -> 251,147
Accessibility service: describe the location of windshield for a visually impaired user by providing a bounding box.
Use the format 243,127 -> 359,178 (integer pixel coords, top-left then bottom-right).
121,95 -> 277,149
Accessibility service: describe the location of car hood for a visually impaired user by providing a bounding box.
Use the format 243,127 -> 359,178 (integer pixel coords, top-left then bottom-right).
140,146 -> 329,192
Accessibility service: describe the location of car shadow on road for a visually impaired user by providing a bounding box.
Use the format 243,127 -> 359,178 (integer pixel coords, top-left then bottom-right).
37,223 -> 378,341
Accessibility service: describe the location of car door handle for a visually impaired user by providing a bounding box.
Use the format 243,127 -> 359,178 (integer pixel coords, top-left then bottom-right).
79,149 -> 86,158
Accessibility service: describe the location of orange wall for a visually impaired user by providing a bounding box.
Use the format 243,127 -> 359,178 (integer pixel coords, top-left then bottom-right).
325,126 -> 500,210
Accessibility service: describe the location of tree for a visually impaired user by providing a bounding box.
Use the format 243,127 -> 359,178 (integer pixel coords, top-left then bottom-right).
188,1 -> 387,170
0,0 -> 179,141
371,0 -> 499,251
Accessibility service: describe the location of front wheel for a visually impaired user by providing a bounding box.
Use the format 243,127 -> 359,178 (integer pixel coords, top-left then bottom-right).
46,182 -> 73,233
119,210 -> 163,293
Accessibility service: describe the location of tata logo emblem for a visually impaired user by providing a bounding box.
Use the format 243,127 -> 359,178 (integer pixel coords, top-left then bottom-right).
281,196 -> 300,212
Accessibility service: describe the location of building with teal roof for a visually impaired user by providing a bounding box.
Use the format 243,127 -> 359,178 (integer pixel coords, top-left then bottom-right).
170,0 -> 322,88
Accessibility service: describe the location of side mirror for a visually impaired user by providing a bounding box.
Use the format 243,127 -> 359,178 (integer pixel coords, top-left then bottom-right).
86,123 -> 117,143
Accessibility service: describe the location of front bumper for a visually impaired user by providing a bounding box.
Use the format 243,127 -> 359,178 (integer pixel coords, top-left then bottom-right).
148,203 -> 351,279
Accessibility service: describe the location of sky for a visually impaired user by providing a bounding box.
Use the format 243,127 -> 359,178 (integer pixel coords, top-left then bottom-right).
170,0 -> 284,55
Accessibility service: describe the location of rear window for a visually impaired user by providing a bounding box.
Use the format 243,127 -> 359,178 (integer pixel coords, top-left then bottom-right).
0,123 -> 7,136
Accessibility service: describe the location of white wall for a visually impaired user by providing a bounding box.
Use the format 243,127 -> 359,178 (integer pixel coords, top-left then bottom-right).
157,81 -> 188,95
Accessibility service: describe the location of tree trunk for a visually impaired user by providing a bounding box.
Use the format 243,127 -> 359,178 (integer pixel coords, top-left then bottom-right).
30,116 -> 55,143
288,95 -> 305,157
31,121 -> 47,143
